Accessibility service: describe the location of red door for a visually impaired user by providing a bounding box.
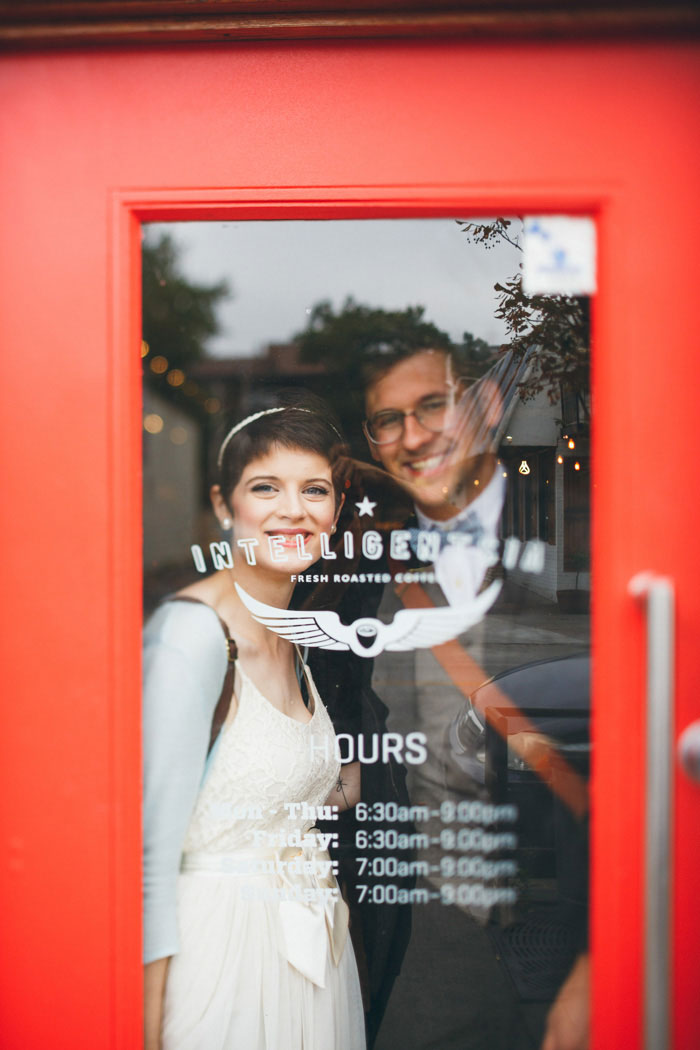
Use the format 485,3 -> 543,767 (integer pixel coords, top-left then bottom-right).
1,37 -> 698,1050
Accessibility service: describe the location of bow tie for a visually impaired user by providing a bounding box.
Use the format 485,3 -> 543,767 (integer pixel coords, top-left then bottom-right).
408,515 -> 485,556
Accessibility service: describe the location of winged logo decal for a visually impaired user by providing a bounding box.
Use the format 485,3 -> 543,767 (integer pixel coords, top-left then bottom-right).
234,579 -> 502,659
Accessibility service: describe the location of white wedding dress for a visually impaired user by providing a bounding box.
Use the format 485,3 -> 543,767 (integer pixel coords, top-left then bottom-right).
161,661 -> 366,1050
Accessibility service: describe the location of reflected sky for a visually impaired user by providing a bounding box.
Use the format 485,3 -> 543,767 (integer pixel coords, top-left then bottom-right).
144,219 -> 521,358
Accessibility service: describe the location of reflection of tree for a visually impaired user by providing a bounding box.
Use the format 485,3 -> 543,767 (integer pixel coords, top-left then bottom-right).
294,296 -> 494,450
142,232 -> 230,419
460,331 -> 494,378
297,297 -> 453,365
458,219 -> 590,418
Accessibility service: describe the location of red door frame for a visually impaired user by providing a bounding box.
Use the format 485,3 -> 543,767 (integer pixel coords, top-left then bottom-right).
1,40 -> 698,1050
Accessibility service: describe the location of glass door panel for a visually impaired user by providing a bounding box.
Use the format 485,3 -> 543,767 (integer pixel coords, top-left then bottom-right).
142,217 -> 591,1050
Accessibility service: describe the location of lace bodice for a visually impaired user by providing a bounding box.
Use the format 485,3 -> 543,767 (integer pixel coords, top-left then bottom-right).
183,663 -> 341,854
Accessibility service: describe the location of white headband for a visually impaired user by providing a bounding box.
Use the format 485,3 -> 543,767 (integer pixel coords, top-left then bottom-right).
217,408 -> 284,467
217,406 -> 343,469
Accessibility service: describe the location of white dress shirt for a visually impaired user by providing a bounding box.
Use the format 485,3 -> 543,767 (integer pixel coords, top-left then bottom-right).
415,468 -> 505,606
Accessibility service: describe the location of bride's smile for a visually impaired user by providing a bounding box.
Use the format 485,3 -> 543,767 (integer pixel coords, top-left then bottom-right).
227,445 -> 339,574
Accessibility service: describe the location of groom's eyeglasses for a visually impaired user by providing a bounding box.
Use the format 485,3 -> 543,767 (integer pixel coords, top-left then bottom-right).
363,394 -> 454,446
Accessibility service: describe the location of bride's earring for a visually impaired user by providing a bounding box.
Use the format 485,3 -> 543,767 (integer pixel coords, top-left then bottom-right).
222,517 -> 232,530
330,524 -> 337,534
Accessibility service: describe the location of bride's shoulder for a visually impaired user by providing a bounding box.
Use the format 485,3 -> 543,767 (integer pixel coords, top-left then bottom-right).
143,598 -> 230,705
144,589 -> 225,657
149,570 -> 231,636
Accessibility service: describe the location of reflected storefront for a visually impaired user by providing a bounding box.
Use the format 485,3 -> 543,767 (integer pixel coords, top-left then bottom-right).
141,218 -> 591,1049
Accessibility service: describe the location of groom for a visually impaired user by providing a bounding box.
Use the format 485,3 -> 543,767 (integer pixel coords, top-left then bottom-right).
360,344 -> 590,1050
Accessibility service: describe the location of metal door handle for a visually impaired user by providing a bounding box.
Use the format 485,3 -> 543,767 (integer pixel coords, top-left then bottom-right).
678,721 -> 700,782
628,572 -> 674,1050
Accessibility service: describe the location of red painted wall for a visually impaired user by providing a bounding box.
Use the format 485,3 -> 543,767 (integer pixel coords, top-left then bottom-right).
0,39 -> 698,1049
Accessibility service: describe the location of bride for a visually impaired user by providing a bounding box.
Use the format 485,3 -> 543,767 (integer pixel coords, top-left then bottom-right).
143,398 -> 365,1050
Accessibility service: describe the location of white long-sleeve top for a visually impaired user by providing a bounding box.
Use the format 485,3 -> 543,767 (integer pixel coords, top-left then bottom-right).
142,601 -> 228,965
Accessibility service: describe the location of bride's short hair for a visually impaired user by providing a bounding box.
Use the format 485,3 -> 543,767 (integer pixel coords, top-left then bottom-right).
217,392 -> 346,505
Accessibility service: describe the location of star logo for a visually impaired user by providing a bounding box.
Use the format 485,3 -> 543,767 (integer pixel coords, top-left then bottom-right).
355,496 -> 376,517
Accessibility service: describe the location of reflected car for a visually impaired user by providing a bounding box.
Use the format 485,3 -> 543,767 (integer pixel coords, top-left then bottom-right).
444,653 -> 591,1001
447,652 -> 590,797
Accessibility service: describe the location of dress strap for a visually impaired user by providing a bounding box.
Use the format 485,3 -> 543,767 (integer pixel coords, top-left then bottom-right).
294,643 -> 311,710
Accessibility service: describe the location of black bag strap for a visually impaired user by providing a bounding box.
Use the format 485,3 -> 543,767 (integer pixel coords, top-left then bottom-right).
164,596 -> 238,755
